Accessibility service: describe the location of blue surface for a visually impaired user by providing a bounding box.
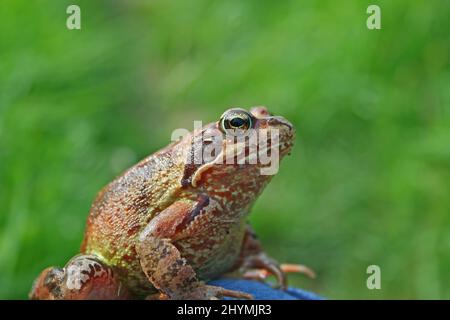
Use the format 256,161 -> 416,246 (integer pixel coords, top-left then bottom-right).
208,279 -> 323,300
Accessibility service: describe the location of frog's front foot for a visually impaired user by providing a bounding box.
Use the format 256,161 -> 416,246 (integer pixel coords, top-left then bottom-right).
184,284 -> 253,300
29,254 -> 129,300
146,284 -> 252,300
136,199 -> 255,300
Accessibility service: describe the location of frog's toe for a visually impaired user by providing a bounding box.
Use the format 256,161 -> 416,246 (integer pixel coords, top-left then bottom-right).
145,292 -> 170,300
261,261 -> 287,290
242,269 -> 271,282
240,253 -> 287,289
210,286 -> 253,300
242,263 -> 316,289
239,252 -> 316,290
279,263 -> 316,279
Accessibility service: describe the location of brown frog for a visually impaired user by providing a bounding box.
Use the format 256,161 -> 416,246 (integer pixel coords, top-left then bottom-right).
30,106 -> 311,300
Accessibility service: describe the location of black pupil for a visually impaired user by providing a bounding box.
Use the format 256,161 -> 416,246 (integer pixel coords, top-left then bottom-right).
229,116 -> 246,128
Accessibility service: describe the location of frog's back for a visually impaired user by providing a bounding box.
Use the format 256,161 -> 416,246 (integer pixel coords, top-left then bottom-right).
80,144 -> 184,292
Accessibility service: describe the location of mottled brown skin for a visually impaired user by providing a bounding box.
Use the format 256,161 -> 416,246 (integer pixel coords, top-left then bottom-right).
30,106 -> 297,300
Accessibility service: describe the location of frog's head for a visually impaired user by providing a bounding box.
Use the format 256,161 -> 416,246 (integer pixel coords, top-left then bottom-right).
177,106 -> 295,211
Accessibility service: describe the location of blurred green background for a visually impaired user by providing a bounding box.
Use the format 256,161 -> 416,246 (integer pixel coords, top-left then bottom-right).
0,0 -> 449,299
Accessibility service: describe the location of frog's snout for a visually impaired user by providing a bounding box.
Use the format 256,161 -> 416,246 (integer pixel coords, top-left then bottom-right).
265,115 -> 295,156
268,116 -> 294,131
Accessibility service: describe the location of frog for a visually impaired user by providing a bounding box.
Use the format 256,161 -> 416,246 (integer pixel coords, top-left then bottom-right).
30,106 -> 312,300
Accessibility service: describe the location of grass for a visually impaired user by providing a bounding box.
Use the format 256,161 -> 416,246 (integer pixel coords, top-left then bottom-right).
0,0 -> 449,299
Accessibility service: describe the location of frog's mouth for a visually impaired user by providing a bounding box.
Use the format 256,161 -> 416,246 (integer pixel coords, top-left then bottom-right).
190,136 -> 290,187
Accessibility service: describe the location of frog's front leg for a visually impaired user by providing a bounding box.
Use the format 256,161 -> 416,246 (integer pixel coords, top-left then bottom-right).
236,224 -> 316,289
29,254 -> 129,300
136,198 -> 252,300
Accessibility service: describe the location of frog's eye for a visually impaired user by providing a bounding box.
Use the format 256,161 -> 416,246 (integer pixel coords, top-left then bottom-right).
219,108 -> 254,134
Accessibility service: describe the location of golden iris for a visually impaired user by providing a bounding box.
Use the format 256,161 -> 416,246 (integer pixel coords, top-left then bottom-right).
219,109 -> 254,133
